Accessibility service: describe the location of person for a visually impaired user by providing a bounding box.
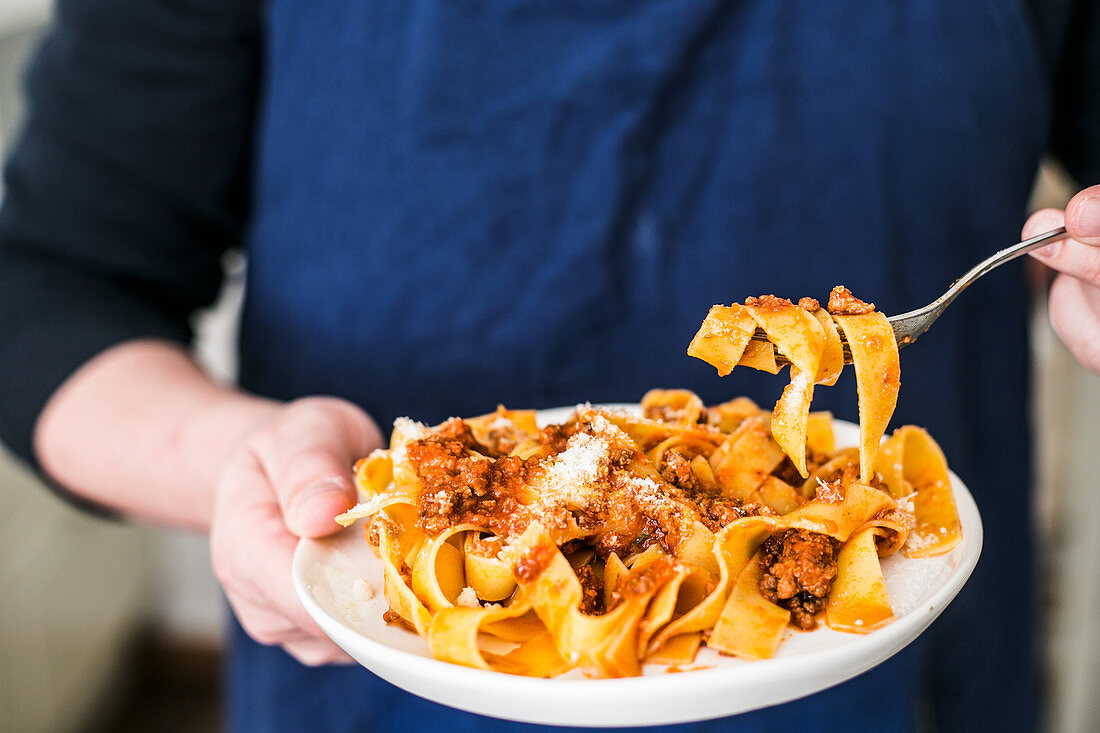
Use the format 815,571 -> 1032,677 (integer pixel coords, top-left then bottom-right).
0,1 -> 1097,731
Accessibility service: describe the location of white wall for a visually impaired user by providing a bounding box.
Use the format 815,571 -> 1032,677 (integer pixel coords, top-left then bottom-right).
0,0 -> 48,38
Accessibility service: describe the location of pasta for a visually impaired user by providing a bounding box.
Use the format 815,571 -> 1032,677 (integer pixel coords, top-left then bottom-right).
335,389 -> 961,677
687,287 -> 899,482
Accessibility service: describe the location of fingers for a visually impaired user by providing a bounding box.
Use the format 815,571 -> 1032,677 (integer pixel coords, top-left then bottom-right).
1025,192 -> 1100,375
1065,185 -> 1100,246
1027,207 -> 1100,286
1027,185 -> 1100,243
1022,207 -> 1064,240
249,398 -> 384,538
210,397 -> 383,666
212,449 -> 352,666
232,596 -> 353,665
232,595 -> 353,665
1048,274 -> 1100,374
284,638 -> 355,666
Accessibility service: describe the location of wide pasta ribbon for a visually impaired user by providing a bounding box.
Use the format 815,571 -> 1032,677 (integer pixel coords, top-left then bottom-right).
832,312 -> 900,482
707,482 -> 905,657
377,520 -> 432,636
411,524 -> 481,611
686,305 -> 758,377
825,526 -> 895,632
744,303 -> 827,478
875,426 -> 961,557
647,516 -> 781,656
428,599 -> 573,677
709,547 -> 791,660
688,292 -> 902,482
499,524 -> 669,677
709,417 -> 787,499
463,533 -> 517,601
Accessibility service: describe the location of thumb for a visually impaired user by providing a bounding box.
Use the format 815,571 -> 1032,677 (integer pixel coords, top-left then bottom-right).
1065,185 -> 1100,246
286,473 -> 358,539
249,398 -> 384,538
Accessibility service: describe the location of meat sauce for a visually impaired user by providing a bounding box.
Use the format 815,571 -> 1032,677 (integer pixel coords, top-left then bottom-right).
660,450 -> 698,492
407,419 -> 538,537
576,564 -> 605,615
797,297 -> 821,312
758,528 -> 840,629
771,450 -> 829,487
617,555 -> 677,601
513,543 -> 557,584
744,294 -> 794,311
407,417 -> 844,623
406,418 -> 768,570
826,285 -> 876,315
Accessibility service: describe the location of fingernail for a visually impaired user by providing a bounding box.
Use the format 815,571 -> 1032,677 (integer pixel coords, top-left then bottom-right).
289,480 -> 352,530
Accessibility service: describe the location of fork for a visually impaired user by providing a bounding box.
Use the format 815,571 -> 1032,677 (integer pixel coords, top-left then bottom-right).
754,226 -> 1069,365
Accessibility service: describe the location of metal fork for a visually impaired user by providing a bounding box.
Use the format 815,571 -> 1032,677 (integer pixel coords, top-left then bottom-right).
755,226 -> 1069,365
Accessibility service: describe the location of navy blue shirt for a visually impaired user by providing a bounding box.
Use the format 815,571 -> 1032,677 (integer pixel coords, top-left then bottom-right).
2,1 -> 1098,731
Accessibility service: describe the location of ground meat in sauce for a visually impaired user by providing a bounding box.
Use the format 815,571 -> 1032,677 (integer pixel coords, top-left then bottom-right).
412,413 -> 795,591
613,453 -> 776,541
366,518 -> 382,547
771,450 -> 829,487
514,543 -> 556,583
758,529 -> 840,630
432,417 -> 483,450
660,450 -> 699,492
436,414 -> 526,458
538,420 -> 583,454
817,458 -> 888,494
408,430 -> 538,536
744,294 -> 794,311
480,428 -> 516,457
590,504 -> 665,559
576,564 -> 605,615
467,533 -> 505,557
826,285 -> 876,315
797,297 -> 821,312
814,478 -> 844,503
616,556 -> 677,602
694,495 -> 772,532
413,413 -> 673,559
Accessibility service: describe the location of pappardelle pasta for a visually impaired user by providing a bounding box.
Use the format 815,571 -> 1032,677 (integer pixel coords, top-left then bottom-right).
688,286 -> 899,482
336,375 -> 960,676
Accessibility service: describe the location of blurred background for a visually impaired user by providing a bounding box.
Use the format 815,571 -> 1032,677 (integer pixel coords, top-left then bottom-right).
0,3 -> 1096,732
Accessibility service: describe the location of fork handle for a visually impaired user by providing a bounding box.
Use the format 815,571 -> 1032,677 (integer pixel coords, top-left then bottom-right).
886,226 -> 1070,347
965,226 -> 1068,279
940,226 -> 1068,305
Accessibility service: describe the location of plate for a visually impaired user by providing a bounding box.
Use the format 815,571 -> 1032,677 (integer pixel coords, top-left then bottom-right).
293,408 -> 982,727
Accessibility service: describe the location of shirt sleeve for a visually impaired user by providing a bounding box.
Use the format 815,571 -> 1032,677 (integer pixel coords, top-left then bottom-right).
0,0 -> 262,467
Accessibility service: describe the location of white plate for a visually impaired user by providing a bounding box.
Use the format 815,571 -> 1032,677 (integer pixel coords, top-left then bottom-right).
293,408 -> 982,728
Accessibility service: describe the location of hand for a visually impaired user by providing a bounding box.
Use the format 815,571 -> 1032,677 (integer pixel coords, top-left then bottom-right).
210,396 -> 384,665
1026,184 -> 1100,374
